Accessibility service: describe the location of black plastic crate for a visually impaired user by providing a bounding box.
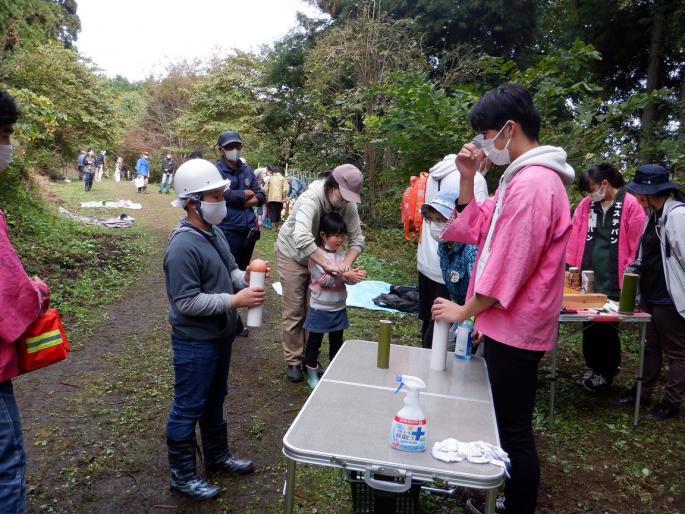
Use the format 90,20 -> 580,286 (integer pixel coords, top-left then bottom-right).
346,470 -> 421,514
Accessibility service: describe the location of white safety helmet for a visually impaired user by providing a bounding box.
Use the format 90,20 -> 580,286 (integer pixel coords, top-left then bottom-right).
172,159 -> 229,206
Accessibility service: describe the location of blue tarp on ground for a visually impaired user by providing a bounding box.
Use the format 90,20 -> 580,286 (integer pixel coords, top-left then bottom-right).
271,280 -> 401,314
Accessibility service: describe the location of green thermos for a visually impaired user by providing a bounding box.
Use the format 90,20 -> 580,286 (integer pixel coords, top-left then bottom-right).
377,320 -> 392,369
618,273 -> 639,314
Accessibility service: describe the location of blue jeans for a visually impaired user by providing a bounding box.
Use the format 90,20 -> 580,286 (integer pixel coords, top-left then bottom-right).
0,381 -> 26,513
167,338 -> 233,441
84,172 -> 94,191
159,173 -> 173,193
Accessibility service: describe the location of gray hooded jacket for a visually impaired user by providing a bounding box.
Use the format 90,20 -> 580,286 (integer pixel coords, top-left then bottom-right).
164,220 -> 247,341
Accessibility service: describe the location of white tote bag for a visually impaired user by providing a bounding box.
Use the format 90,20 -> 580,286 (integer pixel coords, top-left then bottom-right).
134,176 -> 145,188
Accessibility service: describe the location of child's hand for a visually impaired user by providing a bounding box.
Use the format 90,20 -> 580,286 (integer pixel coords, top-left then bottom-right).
231,287 -> 265,309
342,268 -> 365,284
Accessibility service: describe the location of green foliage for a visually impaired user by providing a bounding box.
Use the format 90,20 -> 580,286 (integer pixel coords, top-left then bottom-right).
2,42 -> 118,168
0,0 -> 80,54
367,70 -> 479,176
175,52 -> 263,150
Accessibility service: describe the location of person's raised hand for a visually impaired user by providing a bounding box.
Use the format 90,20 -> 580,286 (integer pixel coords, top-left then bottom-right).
231,287 -> 265,309
456,142 -> 486,181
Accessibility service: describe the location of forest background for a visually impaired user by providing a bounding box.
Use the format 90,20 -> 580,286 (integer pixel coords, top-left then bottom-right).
1,0 -> 684,221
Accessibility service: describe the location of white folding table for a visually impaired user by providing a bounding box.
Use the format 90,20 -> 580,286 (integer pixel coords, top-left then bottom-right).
282,340 -> 505,514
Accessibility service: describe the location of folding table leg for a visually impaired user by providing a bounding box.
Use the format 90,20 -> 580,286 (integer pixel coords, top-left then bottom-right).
633,323 -> 647,427
484,488 -> 497,514
284,458 -> 296,514
549,336 -> 559,424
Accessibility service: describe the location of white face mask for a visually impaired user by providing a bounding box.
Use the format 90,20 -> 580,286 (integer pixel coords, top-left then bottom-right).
0,144 -> 13,172
589,185 -> 606,203
199,200 -> 227,225
480,122 -> 512,166
224,149 -> 240,162
429,221 -> 446,241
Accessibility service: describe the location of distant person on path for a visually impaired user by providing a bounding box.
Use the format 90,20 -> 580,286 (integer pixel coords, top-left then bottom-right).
82,148 -> 97,192
95,150 -> 106,182
0,89 -> 52,513
284,174 -> 306,219
566,163 -> 645,392
159,152 -> 176,194
76,149 -> 86,181
432,84 -> 574,514
613,165 -> 685,421
188,150 -> 203,160
135,151 -> 150,193
214,131 -> 265,269
276,164 -> 366,383
164,159 -> 265,500
114,155 -> 123,183
303,212 -> 365,389
263,165 -> 289,227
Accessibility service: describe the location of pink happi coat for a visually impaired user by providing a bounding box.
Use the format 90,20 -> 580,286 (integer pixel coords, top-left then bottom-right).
0,210 -> 46,381
566,193 -> 645,287
441,147 -> 574,351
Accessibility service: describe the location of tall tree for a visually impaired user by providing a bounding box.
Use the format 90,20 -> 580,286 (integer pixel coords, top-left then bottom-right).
305,7 -> 425,218
0,0 -> 80,55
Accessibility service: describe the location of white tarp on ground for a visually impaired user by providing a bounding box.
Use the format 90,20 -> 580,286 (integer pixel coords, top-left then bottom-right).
80,199 -> 142,209
59,207 -> 134,228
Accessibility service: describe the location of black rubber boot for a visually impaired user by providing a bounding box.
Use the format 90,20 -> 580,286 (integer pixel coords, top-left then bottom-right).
167,436 -> 221,500
201,422 -> 255,475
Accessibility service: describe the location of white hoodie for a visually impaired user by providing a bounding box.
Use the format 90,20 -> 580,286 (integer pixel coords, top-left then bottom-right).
474,145 -> 575,284
417,154 -> 489,283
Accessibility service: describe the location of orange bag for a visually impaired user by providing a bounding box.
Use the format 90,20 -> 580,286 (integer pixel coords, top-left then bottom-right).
400,172 -> 428,240
16,308 -> 70,374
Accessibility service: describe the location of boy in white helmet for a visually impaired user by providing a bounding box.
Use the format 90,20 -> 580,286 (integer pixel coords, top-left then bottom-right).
164,159 -> 267,500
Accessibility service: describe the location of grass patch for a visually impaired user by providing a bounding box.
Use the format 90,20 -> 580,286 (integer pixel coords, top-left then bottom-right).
0,175 -> 155,341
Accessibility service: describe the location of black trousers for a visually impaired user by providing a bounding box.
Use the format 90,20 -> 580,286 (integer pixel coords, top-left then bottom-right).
266,201 -> 283,223
484,336 -> 544,514
582,321 -> 621,378
304,330 -> 343,368
222,228 -> 257,270
418,272 -> 450,349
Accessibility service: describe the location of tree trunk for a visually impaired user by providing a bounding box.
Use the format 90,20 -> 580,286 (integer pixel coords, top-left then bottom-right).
639,1 -> 665,161
680,65 -> 685,140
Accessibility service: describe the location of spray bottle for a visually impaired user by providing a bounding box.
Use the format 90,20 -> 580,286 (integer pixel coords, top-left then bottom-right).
389,375 -> 427,452
454,317 -> 475,360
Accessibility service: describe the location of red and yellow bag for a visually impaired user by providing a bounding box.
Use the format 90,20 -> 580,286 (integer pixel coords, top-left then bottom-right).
16,308 -> 70,374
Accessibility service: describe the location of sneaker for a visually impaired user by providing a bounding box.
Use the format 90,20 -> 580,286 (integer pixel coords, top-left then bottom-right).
583,373 -> 613,393
239,327 -> 249,337
466,496 -> 505,514
645,399 -> 680,421
610,387 -> 650,408
577,369 -> 594,386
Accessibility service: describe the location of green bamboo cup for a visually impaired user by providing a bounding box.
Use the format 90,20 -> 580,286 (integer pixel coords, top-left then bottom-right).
618,273 -> 639,314
377,320 -> 392,369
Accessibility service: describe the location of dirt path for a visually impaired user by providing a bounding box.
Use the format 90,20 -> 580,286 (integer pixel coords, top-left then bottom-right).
15,180 -> 310,513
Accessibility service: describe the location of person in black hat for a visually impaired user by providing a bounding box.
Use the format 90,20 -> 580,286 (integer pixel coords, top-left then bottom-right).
214,131 -> 265,336
612,164 -> 685,421
214,131 -> 264,267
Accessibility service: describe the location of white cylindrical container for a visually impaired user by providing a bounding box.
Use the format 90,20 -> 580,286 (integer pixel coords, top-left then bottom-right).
430,320 -> 449,371
246,260 -> 267,327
